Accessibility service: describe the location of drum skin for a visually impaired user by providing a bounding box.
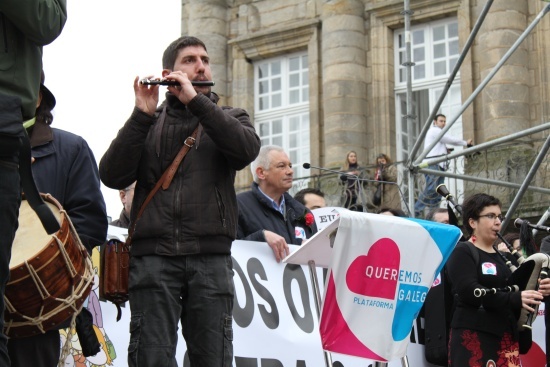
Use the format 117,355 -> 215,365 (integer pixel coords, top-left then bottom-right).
4,194 -> 93,338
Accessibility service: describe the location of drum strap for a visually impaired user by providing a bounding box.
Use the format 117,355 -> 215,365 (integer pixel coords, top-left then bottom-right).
0,92 -> 60,234
20,131 -> 60,234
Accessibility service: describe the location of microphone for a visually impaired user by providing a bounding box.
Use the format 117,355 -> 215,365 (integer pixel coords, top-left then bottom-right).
514,218 -> 550,233
436,184 -> 462,214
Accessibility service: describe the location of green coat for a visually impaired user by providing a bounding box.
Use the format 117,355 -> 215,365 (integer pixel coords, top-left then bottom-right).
0,0 -> 67,119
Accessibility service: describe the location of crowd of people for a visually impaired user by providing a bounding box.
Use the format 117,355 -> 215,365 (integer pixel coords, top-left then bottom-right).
1,5 -> 549,366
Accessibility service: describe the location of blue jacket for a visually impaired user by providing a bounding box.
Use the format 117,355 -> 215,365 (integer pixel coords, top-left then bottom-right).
29,120 -> 108,252
237,182 -> 317,246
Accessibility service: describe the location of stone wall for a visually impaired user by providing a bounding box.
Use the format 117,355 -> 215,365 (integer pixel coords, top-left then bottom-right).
179,0 -> 550,214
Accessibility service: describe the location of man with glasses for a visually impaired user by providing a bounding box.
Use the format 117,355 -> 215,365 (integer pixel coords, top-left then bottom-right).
237,145 -> 318,262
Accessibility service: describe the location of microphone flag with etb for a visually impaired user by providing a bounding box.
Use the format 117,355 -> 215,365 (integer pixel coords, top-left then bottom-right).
319,211 -> 461,362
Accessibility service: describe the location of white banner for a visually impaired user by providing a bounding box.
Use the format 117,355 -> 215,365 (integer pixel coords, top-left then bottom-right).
60,238 -> 548,366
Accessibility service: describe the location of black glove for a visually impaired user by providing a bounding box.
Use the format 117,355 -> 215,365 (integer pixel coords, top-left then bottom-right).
75,308 -> 101,357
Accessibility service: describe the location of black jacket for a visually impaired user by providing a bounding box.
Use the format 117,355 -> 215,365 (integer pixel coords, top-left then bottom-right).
446,241 -> 521,337
99,92 -> 260,256
237,183 -> 317,245
110,209 -> 130,229
29,120 -> 108,252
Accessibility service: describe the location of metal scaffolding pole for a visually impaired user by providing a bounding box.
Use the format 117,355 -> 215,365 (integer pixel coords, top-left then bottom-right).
407,0 -> 494,216
414,3 -> 550,166
500,134 -> 550,232
408,0 -> 494,165
415,122 -> 550,169
403,0 -> 417,216
418,168 -> 550,196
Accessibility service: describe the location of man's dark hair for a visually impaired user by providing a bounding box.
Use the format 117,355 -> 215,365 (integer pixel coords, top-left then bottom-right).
294,188 -> 325,206
434,113 -> 446,121
461,193 -> 501,235
162,36 -> 207,70
426,207 -> 448,221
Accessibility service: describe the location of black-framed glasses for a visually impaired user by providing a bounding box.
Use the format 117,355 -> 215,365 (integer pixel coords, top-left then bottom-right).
478,213 -> 504,222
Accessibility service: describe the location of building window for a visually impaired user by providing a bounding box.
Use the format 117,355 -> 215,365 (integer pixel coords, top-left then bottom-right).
255,53 -> 310,179
395,19 -> 459,85
394,17 -> 464,198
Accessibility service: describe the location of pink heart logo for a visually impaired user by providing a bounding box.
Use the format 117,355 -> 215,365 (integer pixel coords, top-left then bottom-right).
346,238 -> 400,300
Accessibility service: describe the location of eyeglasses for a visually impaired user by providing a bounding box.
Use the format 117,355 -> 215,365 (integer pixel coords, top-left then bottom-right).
478,213 -> 504,222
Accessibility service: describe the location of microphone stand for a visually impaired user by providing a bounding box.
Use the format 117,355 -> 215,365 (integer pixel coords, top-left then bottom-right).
303,163 -> 413,216
303,163 -> 368,212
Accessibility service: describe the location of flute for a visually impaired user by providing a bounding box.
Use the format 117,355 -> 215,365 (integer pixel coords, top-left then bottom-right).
139,78 -> 215,87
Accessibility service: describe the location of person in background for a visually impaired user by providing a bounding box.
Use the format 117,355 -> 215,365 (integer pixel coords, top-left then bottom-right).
294,187 -> 327,211
110,182 -> 136,228
237,145 -> 318,262
496,232 -> 520,254
541,235 -> 550,367
414,114 -> 472,218
445,193 -> 549,366
373,153 -> 400,210
378,207 -> 407,217
426,207 -> 449,224
0,2 -> 66,364
8,73 -> 107,367
421,204 -> 452,366
496,232 -> 538,259
339,150 -> 364,211
99,36 -> 260,367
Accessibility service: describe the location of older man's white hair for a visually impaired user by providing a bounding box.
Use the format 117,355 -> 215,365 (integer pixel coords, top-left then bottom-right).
250,145 -> 286,183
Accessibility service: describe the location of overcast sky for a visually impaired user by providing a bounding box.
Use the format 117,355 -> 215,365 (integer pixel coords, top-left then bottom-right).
43,0 -> 181,219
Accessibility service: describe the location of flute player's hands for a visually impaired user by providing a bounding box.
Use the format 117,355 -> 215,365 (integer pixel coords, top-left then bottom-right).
134,75 -> 159,116
164,71 -> 198,105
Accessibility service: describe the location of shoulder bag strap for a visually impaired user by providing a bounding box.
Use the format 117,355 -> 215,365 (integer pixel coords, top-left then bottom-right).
127,124 -> 200,243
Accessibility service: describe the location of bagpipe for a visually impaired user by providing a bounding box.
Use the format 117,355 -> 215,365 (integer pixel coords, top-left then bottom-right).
437,184 -> 550,332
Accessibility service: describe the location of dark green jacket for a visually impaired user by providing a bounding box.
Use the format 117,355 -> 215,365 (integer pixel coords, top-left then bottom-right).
0,0 -> 67,119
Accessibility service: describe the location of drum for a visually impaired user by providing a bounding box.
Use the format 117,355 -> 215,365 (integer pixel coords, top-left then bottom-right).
4,194 -> 94,338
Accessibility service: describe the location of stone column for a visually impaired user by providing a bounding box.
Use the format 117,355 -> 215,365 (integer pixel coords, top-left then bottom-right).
321,0 -> 368,168
478,0 -> 529,141
186,0 -> 229,102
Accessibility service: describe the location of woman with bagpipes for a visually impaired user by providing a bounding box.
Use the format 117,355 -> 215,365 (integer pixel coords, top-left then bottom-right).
445,193 -> 550,366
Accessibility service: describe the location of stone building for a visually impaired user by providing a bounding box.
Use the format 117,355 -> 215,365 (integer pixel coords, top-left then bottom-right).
181,0 -> 550,220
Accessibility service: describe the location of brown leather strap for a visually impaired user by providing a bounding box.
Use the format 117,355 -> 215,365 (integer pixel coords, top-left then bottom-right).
162,127 -> 199,190
127,125 -> 200,242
